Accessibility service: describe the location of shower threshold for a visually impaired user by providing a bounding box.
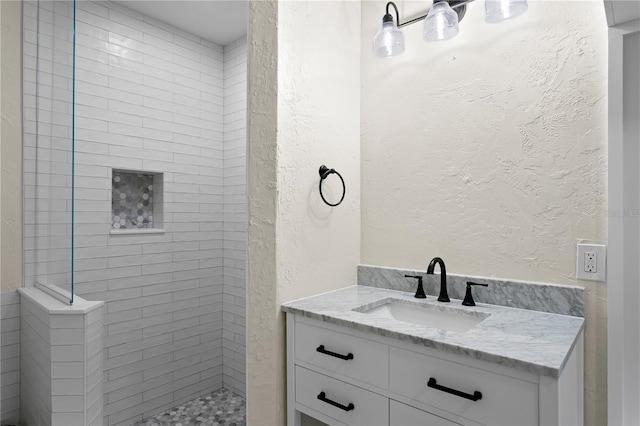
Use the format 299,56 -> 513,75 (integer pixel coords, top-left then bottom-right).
135,388 -> 246,426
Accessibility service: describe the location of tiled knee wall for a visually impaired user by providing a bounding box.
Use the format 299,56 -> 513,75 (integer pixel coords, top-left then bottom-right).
18,287 -> 104,426
222,37 -> 247,397
1,291 -> 21,424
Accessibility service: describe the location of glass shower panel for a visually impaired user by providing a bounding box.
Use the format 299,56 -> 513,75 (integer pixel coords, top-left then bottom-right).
23,0 -> 75,300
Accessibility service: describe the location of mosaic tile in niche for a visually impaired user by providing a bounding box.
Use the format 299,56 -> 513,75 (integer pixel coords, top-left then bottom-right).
112,171 -> 154,229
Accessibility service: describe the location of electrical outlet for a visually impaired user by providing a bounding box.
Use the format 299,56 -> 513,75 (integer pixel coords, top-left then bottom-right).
584,252 -> 597,272
577,243 -> 606,281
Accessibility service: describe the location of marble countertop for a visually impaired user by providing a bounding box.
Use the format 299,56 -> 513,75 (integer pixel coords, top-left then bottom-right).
281,286 -> 584,378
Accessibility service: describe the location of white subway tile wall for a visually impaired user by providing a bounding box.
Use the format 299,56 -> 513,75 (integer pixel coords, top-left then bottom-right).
1,291 -> 21,424
23,1 -> 247,424
222,37 -> 247,398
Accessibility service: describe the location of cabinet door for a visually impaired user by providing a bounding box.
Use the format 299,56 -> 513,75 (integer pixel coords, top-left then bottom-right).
390,400 -> 461,426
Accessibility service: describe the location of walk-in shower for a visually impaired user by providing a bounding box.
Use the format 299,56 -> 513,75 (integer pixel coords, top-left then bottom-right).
19,0 -> 248,424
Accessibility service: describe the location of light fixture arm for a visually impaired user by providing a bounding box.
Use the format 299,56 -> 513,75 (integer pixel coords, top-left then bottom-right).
388,0 -> 475,29
386,1 -> 401,25
450,0 -> 476,10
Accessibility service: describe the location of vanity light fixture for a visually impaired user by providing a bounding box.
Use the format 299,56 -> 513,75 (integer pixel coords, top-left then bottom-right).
373,0 -> 528,57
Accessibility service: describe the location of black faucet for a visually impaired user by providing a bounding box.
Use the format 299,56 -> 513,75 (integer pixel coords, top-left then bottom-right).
404,275 -> 426,299
427,257 -> 450,302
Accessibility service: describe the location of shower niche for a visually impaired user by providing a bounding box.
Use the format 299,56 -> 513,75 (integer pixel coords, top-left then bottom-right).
110,169 -> 164,233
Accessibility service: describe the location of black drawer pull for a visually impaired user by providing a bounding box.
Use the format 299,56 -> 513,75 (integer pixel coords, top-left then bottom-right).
317,392 -> 355,412
427,377 -> 482,401
316,345 -> 354,360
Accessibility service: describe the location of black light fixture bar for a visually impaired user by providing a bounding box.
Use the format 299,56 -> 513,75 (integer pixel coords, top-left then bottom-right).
389,0 -> 475,29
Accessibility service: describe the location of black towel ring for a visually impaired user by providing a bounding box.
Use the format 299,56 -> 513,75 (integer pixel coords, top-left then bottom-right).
318,165 -> 346,207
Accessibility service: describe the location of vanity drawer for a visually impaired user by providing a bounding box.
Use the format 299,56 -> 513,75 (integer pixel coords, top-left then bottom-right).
390,399 -> 461,425
390,347 -> 538,426
294,320 -> 388,389
295,366 -> 388,426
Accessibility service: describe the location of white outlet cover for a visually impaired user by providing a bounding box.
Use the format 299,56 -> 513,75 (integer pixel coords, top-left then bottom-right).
576,243 -> 607,281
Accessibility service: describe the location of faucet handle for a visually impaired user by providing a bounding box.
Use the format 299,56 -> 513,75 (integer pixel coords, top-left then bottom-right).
405,275 -> 426,299
462,281 -> 488,306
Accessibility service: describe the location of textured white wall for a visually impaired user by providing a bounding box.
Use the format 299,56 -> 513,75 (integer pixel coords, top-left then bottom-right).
247,1 -> 279,423
223,36 -> 247,397
1,2 -> 23,423
1,0 -> 23,294
361,1 -> 607,424
276,0 -> 361,306
247,0 -> 361,423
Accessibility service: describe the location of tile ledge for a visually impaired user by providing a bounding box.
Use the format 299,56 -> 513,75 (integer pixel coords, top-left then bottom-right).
18,286 -> 104,314
110,228 -> 165,235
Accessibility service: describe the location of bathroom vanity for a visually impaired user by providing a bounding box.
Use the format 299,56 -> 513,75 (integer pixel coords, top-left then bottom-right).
282,286 -> 584,426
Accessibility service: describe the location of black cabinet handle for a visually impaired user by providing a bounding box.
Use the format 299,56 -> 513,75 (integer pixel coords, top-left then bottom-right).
317,392 -> 355,412
316,345 -> 354,360
427,377 -> 482,401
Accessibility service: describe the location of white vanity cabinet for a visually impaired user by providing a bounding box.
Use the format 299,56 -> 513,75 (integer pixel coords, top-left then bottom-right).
286,314 -> 584,426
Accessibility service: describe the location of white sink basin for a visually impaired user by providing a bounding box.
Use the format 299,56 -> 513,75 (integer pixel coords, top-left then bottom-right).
354,299 -> 490,333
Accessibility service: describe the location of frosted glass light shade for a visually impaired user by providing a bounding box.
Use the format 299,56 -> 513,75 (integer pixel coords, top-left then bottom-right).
423,1 -> 459,42
373,20 -> 405,57
485,0 -> 528,23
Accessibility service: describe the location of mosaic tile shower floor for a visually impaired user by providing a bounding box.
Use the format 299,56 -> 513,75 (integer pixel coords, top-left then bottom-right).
134,388 -> 245,426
